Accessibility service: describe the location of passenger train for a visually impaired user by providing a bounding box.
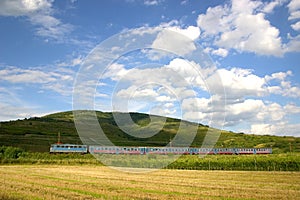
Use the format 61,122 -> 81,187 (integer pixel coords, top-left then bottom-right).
50,144 -> 272,155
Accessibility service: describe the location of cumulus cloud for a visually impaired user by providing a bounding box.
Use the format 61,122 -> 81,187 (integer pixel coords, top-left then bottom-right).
0,0 -> 73,41
130,22 -> 201,60
265,70 -> 300,98
196,0 -> 295,56
262,0 -> 281,13
0,0 -> 51,16
251,122 -> 300,137
151,28 -> 197,57
184,66 -> 300,136
206,67 -> 266,99
291,21 -> 300,31
211,48 -> 228,57
288,0 -> 300,32
288,0 -> 300,18
167,26 -> 200,41
224,98 -> 300,136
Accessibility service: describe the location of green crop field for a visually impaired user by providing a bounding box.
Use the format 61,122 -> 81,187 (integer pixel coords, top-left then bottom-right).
0,165 -> 299,200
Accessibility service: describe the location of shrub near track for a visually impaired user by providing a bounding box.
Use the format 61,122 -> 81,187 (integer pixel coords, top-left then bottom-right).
167,154 -> 300,171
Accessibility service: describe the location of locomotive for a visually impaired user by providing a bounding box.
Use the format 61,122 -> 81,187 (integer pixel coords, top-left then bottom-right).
50,144 -> 272,155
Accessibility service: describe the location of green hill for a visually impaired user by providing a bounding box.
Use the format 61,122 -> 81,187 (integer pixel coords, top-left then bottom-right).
0,110 -> 299,153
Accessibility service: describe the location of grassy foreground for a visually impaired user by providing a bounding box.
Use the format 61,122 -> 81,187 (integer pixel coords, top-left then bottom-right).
0,165 -> 299,200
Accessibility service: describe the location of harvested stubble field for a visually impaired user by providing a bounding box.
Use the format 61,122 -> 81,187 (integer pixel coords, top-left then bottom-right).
0,165 -> 299,200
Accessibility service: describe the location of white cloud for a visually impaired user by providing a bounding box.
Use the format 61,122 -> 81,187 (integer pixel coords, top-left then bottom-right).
0,87 -> 50,121
180,0 -> 188,5
57,56 -> 84,67
0,0 -> 73,41
291,21 -> 300,31
265,70 -> 292,81
144,0 -> 163,6
207,67 -> 266,99
0,0 -> 51,16
281,82 -> 300,97
204,67 -> 300,100
250,123 -> 300,137
124,23 -> 201,60
197,0 -> 284,56
288,0 -> 300,13
131,23 -> 201,60
211,48 -> 228,57
284,34 -> 300,53
265,70 -> 300,98
224,98 -> 300,136
262,0 -> 281,13
164,102 -> 174,108
0,66 -> 57,83
0,65 -> 75,96
287,0 -> 299,32
31,14 -> 74,40
151,28 -> 196,56
229,99 -> 264,116
102,63 -> 128,81
288,10 -> 300,20
167,26 -> 200,41
285,103 -> 300,113
182,97 -> 210,111
156,95 -> 175,102
164,58 -> 213,89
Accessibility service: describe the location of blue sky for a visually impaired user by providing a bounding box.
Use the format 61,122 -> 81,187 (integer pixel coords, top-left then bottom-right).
0,0 -> 300,137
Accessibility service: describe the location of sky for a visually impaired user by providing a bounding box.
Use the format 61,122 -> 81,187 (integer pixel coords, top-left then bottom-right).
0,0 -> 300,137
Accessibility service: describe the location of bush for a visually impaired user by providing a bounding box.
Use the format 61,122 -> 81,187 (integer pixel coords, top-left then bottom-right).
0,146 -> 24,159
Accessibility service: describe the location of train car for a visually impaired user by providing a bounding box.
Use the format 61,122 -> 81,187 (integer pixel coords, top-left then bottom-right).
234,148 -> 272,154
89,146 -> 144,155
254,148 -> 272,154
50,144 -> 88,154
214,148 -> 235,155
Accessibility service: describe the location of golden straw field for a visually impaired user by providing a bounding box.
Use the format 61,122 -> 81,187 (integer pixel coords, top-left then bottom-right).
0,165 -> 299,200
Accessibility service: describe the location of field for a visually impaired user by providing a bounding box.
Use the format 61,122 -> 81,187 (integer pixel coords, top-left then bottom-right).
0,165 -> 299,200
